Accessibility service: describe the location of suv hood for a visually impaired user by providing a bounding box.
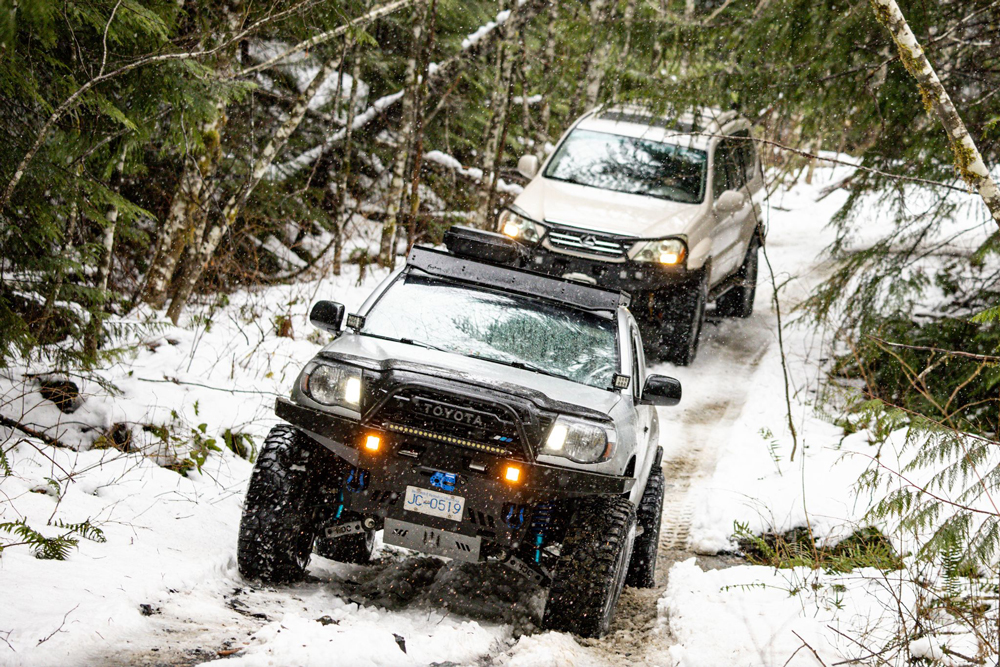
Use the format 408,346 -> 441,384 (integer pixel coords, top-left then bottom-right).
320,334 -> 621,417
515,176 -> 704,238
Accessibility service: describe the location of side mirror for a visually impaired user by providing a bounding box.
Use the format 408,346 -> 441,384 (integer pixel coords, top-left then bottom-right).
640,375 -> 682,407
714,190 -> 745,215
310,300 -> 345,335
517,154 -> 540,180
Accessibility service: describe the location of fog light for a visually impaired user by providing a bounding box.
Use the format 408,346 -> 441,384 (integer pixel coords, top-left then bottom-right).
364,434 -> 381,452
504,465 -> 521,483
502,222 -> 520,238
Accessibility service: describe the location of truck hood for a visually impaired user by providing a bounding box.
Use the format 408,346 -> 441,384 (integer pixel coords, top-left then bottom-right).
515,176 -> 704,238
320,334 -> 621,418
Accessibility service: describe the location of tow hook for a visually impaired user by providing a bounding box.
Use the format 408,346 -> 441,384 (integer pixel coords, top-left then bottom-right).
504,554 -> 550,586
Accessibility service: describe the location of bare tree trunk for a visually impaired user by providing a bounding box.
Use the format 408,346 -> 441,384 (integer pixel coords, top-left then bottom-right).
143,108 -> 224,308
611,0 -> 637,101
406,0 -> 437,252
379,0 -> 428,267
871,0 -> 1000,228
584,0 -> 612,108
84,144 -> 127,358
474,0 -> 521,228
333,43 -> 363,275
167,42 -> 349,322
652,0 -> 667,71
536,0 -> 557,160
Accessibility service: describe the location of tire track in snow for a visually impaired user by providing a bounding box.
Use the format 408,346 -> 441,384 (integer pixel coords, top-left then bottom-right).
583,316 -> 774,665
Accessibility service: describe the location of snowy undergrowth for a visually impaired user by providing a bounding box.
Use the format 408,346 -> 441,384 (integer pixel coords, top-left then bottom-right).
661,165 -> 1000,666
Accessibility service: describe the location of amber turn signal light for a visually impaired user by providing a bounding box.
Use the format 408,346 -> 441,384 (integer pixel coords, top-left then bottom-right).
364,434 -> 381,452
504,465 -> 521,483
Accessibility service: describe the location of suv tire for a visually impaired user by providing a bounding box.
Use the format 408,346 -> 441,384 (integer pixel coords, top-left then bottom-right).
658,270 -> 707,366
542,496 -> 637,638
715,236 -> 759,318
314,513 -> 375,564
237,425 -> 318,583
625,464 -> 664,588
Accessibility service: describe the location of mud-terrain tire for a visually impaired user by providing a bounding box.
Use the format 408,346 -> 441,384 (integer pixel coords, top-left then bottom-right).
314,513 -> 375,564
237,425 -> 318,583
658,270 -> 707,366
625,464 -> 664,588
542,497 -> 637,638
715,236 -> 759,318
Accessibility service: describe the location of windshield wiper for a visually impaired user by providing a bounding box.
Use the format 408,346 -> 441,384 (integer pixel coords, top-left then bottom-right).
360,332 -> 451,353
466,354 -> 575,383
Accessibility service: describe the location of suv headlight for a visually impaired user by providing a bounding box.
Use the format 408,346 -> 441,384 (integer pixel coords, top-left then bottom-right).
630,238 -> 687,266
498,208 -> 546,244
304,363 -> 362,408
540,416 -> 614,463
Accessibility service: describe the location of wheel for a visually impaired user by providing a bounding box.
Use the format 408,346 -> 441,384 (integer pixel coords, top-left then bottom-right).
237,425 -> 319,583
657,270 -> 707,366
314,512 -> 375,564
542,496 -> 637,638
625,463 -> 664,588
715,236 -> 759,318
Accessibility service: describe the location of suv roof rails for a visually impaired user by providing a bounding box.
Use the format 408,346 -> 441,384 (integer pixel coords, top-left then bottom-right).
598,105 -> 739,134
406,245 -> 631,312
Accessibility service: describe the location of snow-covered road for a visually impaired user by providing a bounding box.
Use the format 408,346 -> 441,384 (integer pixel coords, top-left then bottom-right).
4,164 -> 896,667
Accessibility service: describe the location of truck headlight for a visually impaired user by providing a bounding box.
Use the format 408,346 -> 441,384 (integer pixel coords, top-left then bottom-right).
630,238 -> 687,266
305,363 -> 362,407
498,208 -> 546,243
541,416 -> 614,463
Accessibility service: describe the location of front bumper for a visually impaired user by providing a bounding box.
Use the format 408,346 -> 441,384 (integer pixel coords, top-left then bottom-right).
523,245 -> 692,293
275,398 -> 634,560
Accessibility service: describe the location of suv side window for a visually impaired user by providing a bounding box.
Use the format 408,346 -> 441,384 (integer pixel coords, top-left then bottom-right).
712,142 -> 733,198
732,129 -> 757,184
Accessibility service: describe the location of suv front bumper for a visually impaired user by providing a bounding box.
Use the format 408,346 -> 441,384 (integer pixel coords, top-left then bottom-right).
275,398 -> 634,562
523,246 -> 693,294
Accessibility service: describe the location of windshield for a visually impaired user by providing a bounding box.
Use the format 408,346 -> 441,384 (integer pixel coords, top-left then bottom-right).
543,129 -> 707,203
361,275 -> 619,390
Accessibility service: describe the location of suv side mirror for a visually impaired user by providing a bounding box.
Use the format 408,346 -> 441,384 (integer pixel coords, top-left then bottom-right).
517,154 -> 540,180
715,190 -> 745,215
640,375 -> 682,406
310,300 -> 346,335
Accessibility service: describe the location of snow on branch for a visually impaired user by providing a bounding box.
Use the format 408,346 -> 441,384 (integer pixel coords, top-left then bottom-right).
266,2 -> 536,181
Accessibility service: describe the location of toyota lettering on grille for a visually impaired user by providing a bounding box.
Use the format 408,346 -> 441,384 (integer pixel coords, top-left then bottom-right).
411,397 -> 498,429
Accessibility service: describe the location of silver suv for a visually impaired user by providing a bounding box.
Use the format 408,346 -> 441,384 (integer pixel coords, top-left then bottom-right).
499,105 -> 764,365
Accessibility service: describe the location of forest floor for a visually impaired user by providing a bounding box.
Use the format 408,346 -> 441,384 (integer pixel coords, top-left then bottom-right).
4,164 -> 970,666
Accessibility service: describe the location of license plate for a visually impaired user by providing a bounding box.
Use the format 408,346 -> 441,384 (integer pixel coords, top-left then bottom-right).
403,485 -> 465,521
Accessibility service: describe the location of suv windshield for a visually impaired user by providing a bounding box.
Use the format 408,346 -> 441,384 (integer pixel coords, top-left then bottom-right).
544,129 -> 707,203
361,275 -> 619,390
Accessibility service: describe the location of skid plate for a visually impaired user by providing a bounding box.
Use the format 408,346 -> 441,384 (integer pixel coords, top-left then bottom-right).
383,518 -> 481,562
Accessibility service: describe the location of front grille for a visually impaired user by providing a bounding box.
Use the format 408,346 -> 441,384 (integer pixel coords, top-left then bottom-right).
373,388 -> 522,456
547,229 -> 626,257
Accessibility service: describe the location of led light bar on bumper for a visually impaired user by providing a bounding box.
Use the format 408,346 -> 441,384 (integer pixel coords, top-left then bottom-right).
303,362 -> 363,408
498,208 -> 547,243
541,416 -> 615,463
630,237 -> 687,266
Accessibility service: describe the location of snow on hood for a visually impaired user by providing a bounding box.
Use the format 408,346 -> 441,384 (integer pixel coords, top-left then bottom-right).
514,176 -> 705,238
322,334 -> 620,417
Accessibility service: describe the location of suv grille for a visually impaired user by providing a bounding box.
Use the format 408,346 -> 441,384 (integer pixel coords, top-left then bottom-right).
547,229 -> 626,257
